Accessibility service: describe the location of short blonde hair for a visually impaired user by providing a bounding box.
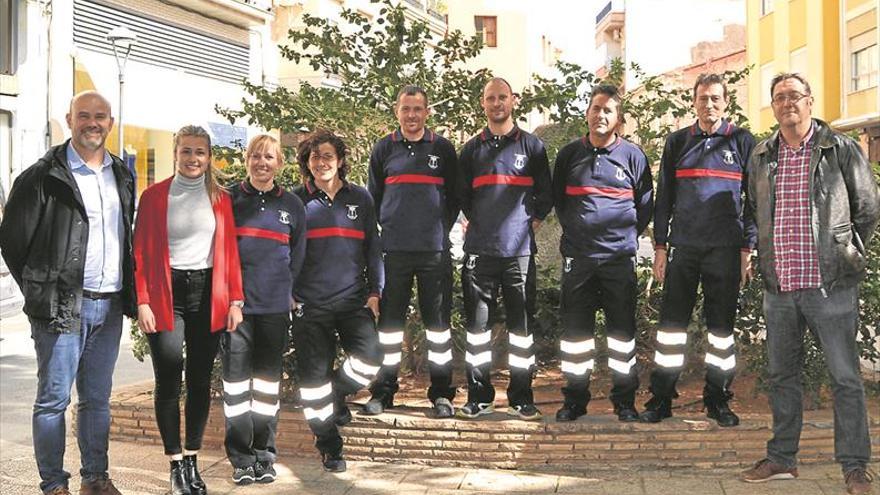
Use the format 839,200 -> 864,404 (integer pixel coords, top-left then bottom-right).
246,134 -> 283,167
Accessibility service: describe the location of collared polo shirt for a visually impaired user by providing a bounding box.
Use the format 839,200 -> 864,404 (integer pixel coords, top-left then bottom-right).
231,180 -> 306,314
293,180 -> 384,309
367,128 -> 458,252
458,126 -> 553,258
66,143 -> 123,292
552,135 -> 654,259
653,120 -> 756,250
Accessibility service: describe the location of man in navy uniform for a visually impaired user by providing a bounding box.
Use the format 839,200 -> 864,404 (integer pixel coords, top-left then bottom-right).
456,77 -> 553,420
552,84 -> 653,423
640,73 -> 756,427
364,85 -> 459,418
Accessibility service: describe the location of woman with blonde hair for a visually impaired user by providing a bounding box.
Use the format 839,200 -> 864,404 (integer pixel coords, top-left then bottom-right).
134,125 -> 244,495
223,134 -> 306,484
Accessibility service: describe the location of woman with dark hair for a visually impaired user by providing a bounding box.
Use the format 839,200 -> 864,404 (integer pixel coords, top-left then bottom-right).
291,129 -> 384,472
223,134 -> 306,485
134,125 -> 244,495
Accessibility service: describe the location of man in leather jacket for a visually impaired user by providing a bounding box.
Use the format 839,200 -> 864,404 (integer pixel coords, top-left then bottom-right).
740,73 -> 879,495
0,91 -> 136,495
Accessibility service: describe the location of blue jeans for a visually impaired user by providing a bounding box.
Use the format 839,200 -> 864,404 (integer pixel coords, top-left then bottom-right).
30,295 -> 123,493
763,286 -> 871,473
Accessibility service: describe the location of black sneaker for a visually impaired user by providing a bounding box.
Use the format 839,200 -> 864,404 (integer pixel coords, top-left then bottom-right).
507,403 -> 542,421
614,403 -> 639,422
432,398 -> 454,418
706,400 -> 740,427
232,465 -> 255,485
253,460 -> 276,484
456,401 -> 495,418
361,394 -> 393,415
321,452 -> 347,473
555,403 -> 587,422
334,399 -> 352,426
639,396 -> 672,423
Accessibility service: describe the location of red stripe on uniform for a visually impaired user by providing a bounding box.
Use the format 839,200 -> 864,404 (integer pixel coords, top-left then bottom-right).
472,174 -> 534,188
565,185 -> 634,198
675,169 -> 742,181
236,227 -> 290,243
306,227 -> 365,240
385,174 -> 445,185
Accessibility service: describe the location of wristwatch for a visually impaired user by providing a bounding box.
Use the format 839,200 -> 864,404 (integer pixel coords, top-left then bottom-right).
230,300 -> 244,309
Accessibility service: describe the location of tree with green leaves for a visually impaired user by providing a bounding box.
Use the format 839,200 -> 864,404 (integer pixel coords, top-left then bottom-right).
217,0 -> 491,184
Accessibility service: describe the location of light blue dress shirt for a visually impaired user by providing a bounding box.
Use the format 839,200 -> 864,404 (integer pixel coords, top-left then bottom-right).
67,143 -> 123,292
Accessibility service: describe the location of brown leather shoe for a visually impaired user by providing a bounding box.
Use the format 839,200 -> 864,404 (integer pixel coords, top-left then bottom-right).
46,487 -> 72,495
845,468 -> 874,495
740,458 -> 798,482
79,478 -> 122,495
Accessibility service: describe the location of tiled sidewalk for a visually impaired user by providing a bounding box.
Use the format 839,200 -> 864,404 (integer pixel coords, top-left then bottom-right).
0,437 -> 876,494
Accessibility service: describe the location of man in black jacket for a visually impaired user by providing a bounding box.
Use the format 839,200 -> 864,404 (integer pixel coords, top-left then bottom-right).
739,73 -> 879,495
0,91 -> 136,495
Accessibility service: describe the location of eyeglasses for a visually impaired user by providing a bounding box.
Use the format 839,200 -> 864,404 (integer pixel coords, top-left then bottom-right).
771,92 -> 810,105
309,153 -> 338,163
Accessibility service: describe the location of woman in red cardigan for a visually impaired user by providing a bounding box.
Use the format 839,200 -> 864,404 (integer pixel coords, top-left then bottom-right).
133,125 -> 243,495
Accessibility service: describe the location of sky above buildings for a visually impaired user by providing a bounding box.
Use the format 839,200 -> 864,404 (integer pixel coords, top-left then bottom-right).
502,0 -> 746,78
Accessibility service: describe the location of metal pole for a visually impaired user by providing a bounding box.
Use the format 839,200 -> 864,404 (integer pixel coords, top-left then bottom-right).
118,70 -> 124,158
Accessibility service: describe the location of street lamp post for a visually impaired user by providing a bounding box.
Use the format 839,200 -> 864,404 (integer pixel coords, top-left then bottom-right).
106,26 -> 137,158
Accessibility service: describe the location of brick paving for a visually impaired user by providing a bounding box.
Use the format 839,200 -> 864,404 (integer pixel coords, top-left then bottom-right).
104,381 -> 880,471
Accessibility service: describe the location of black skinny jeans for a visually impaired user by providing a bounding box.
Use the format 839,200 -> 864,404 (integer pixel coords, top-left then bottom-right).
147,268 -> 221,456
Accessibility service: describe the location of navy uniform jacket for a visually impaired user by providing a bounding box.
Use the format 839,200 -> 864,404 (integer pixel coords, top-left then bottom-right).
367,128 -> 458,252
231,181 -> 306,314
458,126 -> 553,258
293,180 -> 384,309
654,120 -> 756,250
553,135 -> 654,260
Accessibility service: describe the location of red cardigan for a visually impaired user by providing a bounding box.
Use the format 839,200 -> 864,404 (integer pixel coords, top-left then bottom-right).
133,177 -> 244,333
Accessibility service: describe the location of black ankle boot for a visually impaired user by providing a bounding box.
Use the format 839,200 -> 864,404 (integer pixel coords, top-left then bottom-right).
183,455 -> 207,495
170,460 -> 192,495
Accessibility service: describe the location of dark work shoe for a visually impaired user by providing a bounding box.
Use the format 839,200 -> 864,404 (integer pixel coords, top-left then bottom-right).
169,460 -> 192,495
79,477 -> 122,495
844,467 -> 874,495
740,458 -> 798,482
47,487 -> 72,495
706,400 -> 740,427
432,398 -> 454,418
507,403 -> 542,421
639,396 -> 672,423
253,460 -> 276,484
231,465 -> 255,485
555,403 -> 587,422
361,394 -> 393,415
182,454 -> 206,495
334,399 -> 352,426
614,404 -> 639,422
321,452 -> 347,473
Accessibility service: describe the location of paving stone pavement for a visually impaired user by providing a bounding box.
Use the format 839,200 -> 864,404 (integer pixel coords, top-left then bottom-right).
0,438 -> 876,494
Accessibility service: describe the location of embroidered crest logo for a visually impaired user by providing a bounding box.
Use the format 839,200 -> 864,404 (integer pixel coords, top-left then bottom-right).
278,210 -> 291,225
466,254 -> 479,270
427,154 -> 440,169
615,167 -> 626,181
513,153 -> 527,170
722,150 -> 736,165
346,204 -> 359,220
564,257 -> 573,273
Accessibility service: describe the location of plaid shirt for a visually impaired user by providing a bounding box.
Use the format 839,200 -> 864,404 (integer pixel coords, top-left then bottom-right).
773,125 -> 821,291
